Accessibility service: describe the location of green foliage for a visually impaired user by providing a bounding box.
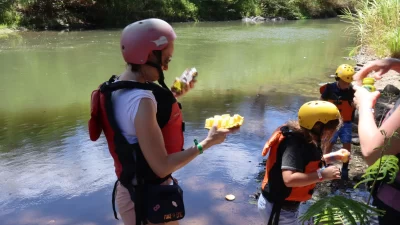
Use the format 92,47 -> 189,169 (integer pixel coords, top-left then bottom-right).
299,196 -> 384,225
258,0 -> 359,20
187,0 -> 260,21
18,0 -> 95,29
2,0 -> 361,29
92,0 -> 199,27
341,0 -> 400,58
354,155 -> 399,189
0,0 -> 20,26
259,0 -> 302,20
293,0 -> 359,19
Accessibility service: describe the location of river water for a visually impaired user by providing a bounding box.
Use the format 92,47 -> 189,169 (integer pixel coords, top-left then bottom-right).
0,18 -> 354,225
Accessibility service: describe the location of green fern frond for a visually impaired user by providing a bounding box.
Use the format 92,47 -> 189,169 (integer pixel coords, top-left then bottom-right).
299,196 -> 384,225
354,155 -> 399,188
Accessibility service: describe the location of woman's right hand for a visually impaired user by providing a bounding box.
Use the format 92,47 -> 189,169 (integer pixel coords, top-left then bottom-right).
203,124 -> 240,149
322,166 -> 341,180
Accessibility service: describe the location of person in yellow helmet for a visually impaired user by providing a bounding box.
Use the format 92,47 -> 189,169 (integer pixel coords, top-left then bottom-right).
319,64 -> 356,180
258,100 -> 349,225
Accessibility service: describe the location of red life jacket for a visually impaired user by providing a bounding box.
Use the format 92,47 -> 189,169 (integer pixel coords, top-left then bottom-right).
88,75 -> 185,180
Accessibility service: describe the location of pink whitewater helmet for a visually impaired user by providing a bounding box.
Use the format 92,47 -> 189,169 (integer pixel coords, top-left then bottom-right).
120,18 -> 177,65
120,18 -> 176,89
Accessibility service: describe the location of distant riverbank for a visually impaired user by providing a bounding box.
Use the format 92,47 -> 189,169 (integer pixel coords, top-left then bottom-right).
0,0 -> 359,30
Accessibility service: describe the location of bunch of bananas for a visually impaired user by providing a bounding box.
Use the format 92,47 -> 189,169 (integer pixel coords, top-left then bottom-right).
205,114 -> 244,129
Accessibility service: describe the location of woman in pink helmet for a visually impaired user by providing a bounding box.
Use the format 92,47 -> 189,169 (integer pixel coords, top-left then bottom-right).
89,18 -> 239,225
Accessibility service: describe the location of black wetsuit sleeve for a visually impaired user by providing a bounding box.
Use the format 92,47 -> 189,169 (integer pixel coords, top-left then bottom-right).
281,137 -> 305,172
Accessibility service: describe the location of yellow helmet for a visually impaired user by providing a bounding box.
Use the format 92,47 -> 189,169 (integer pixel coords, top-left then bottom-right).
335,64 -> 355,83
298,101 -> 340,130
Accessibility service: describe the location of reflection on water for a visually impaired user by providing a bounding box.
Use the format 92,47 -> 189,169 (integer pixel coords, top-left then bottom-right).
0,18 -> 353,224
0,91 -> 311,224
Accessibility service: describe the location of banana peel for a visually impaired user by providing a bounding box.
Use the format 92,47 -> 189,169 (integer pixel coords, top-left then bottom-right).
205,114 -> 244,129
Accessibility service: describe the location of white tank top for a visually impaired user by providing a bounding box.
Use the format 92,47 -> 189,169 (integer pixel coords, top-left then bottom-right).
111,81 -> 157,144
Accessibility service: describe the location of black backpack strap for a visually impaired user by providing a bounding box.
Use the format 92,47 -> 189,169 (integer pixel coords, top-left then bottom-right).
112,180 -> 119,220
268,202 -> 282,225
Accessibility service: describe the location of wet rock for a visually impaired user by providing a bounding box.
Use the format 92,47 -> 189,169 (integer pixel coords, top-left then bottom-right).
17,27 -> 28,32
382,84 -> 400,96
352,173 -> 363,182
375,101 -> 393,124
250,192 -> 260,199
242,16 -> 285,24
352,123 -> 358,133
354,109 -> 359,122
242,16 -> 265,23
354,100 -> 393,126
270,17 -> 285,21
254,16 -> 265,22
352,137 -> 360,146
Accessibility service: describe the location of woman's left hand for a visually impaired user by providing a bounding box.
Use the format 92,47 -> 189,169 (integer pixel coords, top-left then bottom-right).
172,80 -> 196,98
352,84 -> 381,109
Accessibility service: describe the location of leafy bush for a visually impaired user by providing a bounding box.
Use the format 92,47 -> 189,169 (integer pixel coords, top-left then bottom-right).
0,0 -> 20,26
3,0 -> 361,29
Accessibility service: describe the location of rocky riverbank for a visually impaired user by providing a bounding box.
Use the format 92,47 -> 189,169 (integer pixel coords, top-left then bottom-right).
0,28 -> 17,35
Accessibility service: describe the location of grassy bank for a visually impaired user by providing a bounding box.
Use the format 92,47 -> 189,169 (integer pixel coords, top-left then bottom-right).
0,0 -> 358,30
342,0 -> 400,58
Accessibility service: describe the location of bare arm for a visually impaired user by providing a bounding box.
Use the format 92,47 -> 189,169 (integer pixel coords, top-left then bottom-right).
282,170 -> 320,187
135,99 -> 212,178
282,166 -> 341,187
358,105 -> 400,165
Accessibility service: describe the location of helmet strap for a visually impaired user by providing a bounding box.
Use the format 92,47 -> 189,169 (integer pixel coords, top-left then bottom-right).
146,50 -> 169,89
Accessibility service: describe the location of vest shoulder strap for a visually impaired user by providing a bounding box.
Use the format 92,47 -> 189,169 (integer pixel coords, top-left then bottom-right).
100,79 -> 155,94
